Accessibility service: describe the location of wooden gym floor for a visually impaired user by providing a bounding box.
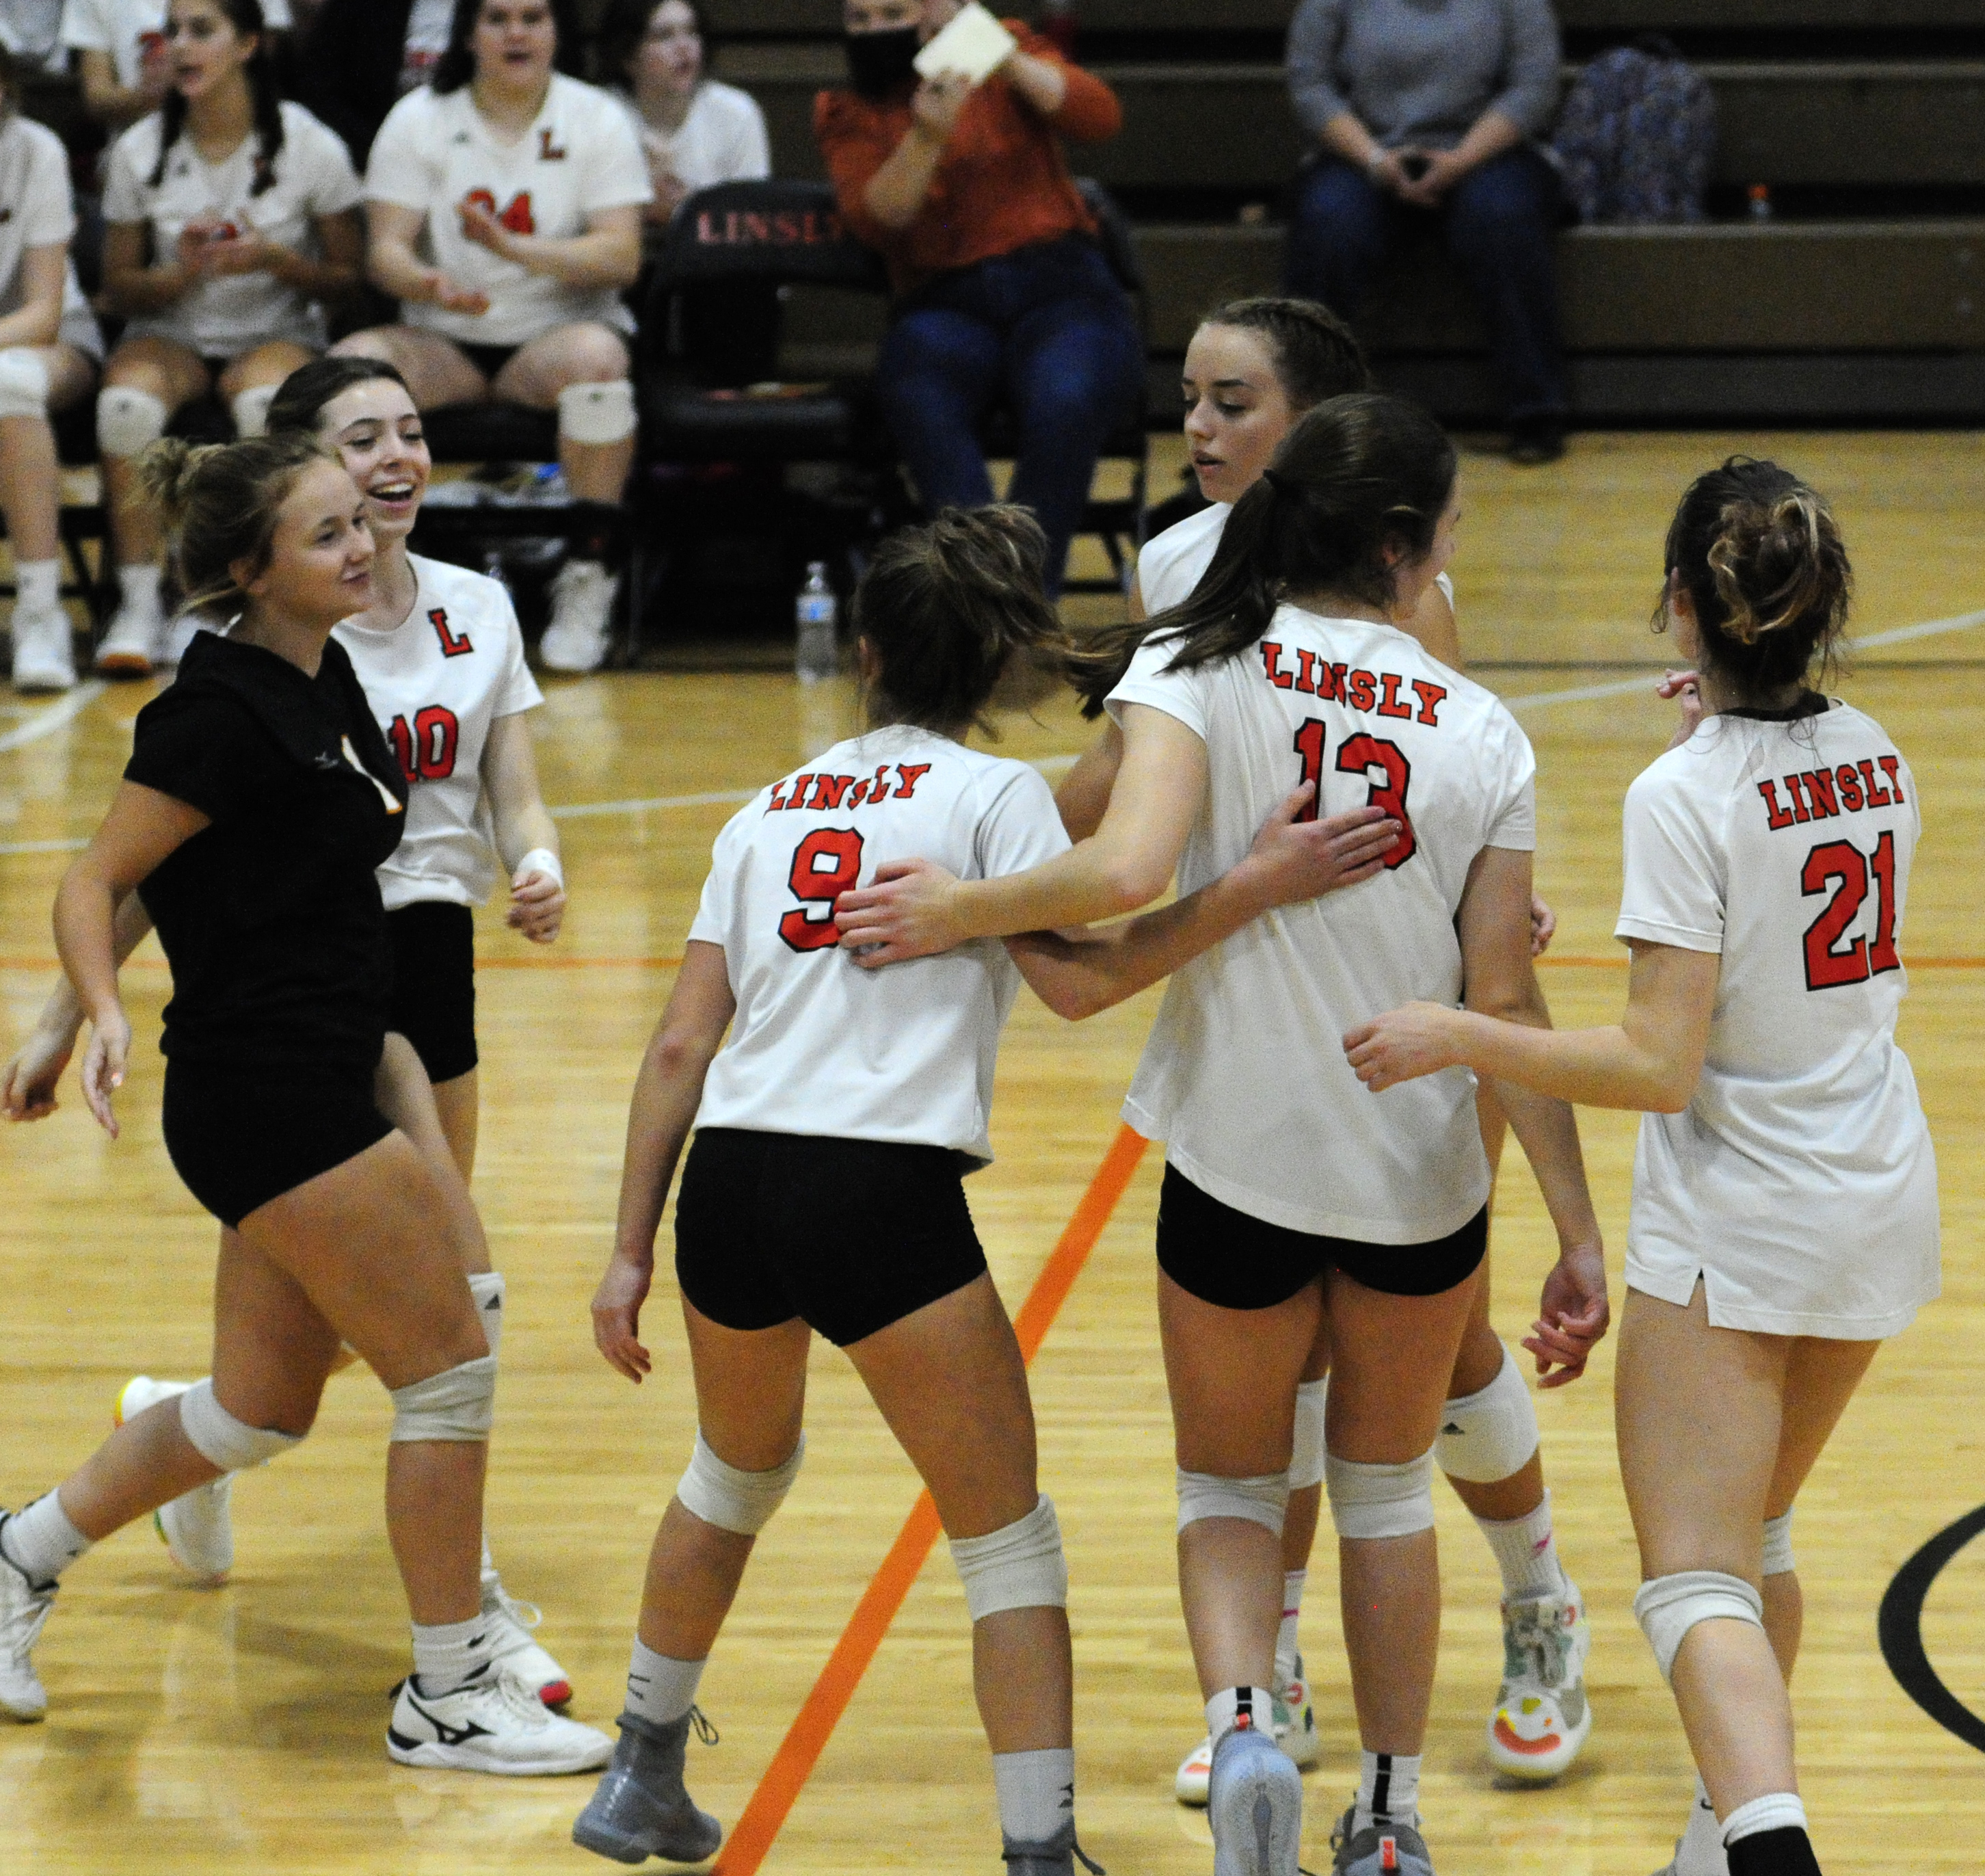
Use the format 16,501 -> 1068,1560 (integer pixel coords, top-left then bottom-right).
1,430 -> 1982,1873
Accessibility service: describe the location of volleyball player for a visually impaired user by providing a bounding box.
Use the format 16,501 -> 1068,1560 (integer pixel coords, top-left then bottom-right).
0,433 -> 611,1775
335,0 -> 649,674
92,0 -> 363,674
835,397 -> 1610,1876
1346,459 -> 1936,1876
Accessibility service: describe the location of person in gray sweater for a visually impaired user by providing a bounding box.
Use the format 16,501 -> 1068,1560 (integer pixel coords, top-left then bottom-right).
1283,0 -> 1568,462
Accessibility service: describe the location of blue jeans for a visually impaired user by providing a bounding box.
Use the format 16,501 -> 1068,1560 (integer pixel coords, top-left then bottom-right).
876,235 -> 1145,594
1285,150 -> 1567,424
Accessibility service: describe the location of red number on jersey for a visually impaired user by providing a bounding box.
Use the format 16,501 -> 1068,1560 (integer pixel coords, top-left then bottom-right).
1799,831 -> 1902,990
388,706 -> 460,782
1333,732 -> 1417,868
1291,718 -> 1327,823
462,187 -> 536,236
779,828 -> 864,953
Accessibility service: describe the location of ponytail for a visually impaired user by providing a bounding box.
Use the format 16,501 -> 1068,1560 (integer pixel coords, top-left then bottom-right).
139,432 -> 330,621
148,0 -> 286,198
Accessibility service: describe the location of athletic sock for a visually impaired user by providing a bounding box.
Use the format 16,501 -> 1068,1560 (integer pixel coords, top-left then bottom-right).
625,1636 -> 704,1727
1353,1748 -> 1421,1834
1205,1685 -> 1275,1749
1723,1795 -> 1818,1876
1476,1490 -> 1568,1602
410,1614 -> 495,1696
993,1746 -> 1075,1845
118,562 -> 162,616
1275,1568 -> 1307,1685
1,1491 -> 91,1585
14,560 -> 59,616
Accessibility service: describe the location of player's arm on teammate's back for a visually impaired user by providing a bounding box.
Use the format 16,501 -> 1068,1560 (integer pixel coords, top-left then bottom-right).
592,942 -> 736,1384
483,712 -> 566,944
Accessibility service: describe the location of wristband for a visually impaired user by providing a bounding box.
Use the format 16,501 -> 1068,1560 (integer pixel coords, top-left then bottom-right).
516,847 -> 563,888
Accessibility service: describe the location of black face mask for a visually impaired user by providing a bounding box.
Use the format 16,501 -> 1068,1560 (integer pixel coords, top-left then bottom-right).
844,26 -> 920,98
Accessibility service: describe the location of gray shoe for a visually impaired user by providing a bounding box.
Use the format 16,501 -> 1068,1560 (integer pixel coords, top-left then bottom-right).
572,1709 -> 723,1864
1208,1725 -> 1302,1876
1002,1819 -> 1105,1875
0,1516 -> 57,1722
1329,1806 -> 1434,1876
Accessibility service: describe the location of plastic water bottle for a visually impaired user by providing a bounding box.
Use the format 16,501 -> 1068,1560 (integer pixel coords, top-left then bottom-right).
795,562 -> 838,684
1748,184 -> 1774,221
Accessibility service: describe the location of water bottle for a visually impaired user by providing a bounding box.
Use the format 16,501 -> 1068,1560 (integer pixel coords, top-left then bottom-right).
1748,184 -> 1773,222
795,562 -> 838,684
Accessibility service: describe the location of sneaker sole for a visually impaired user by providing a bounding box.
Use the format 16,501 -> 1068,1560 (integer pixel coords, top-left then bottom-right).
1210,1740 -> 1301,1876
572,1810 -> 721,1866
1487,1697 -> 1591,1781
94,653 -> 154,677
386,1732 -> 613,1777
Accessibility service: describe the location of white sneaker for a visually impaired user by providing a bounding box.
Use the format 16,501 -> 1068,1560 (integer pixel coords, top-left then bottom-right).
481,1567 -> 574,1708
387,1665 -> 613,1775
538,559 -> 617,673
0,1517 -> 57,1722
1653,1783 -> 1727,1876
1176,1656 -> 1319,1804
10,605 -> 76,693
114,1377 -> 234,1586
1486,1579 -> 1593,1782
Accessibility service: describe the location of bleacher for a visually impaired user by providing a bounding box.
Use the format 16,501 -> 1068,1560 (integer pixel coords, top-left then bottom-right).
704,0 -> 1985,423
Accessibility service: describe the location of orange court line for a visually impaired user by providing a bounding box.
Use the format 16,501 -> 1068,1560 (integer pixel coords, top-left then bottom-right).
710,1123 -> 1151,1876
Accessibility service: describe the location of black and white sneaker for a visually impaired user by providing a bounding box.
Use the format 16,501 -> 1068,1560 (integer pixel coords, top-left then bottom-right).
388,1665 -> 613,1775
0,1515 -> 56,1722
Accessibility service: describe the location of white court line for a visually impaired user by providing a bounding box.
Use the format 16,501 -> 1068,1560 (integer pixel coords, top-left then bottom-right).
0,681 -> 106,754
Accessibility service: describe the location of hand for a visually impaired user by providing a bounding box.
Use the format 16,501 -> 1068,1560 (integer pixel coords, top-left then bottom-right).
1657,668 -> 1705,748
418,269 -> 492,315
201,229 -> 278,278
1342,1000 -> 1465,1092
137,34 -> 174,104
1237,784 -> 1400,910
1530,892 -> 1557,957
835,858 -> 968,966
1366,148 -> 1411,196
3,1020 -> 80,1122
175,217 -> 232,275
1522,1239 -> 1610,1387
78,1004 -> 132,1138
507,864 -> 565,944
1396,147 -> 1468,207
457,196 -> 518,259
910,72 -> 972,144
591,1250 -> 654,1382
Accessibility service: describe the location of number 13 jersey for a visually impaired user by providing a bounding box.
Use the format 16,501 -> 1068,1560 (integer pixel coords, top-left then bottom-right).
688,726 -> 1071,1163
1615,699 -> 1939,1337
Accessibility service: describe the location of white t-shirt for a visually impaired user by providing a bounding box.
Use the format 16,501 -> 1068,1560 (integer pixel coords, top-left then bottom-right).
1615,700 -> 1939,1338
688,726 -> 1071,1163
332,555 -> 542,912
1,0 -> 67,72
61,0 -> 290,89
365,75 -> 651,347
1108,603 -> 1534,1245
101,100 -> 361,356
0,115 -> 104,358
613,79 -> 771,200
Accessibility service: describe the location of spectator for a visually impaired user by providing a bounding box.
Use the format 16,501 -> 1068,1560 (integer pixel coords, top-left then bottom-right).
0,38 -> 103,692
816,0 -> 1141,597
89,0 -> 362,674
291,0 -> 462,172
334,0 -> 648,674
62,0 -> 291,131
0,1 -> 66,75
1283,0 -> 1569,464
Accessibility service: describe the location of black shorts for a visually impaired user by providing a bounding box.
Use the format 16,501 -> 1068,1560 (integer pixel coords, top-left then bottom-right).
386,901 -> 479,1084
675,1128 -> 987,1348
1156,1163 -> 1487,1308
457,341 -> 521,384
162,1055 -> 393,1229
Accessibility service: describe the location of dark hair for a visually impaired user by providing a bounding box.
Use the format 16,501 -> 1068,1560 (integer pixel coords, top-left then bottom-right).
1074,393 -> 1455,715
265,355 -> 414,437
1199,296 -> 1373,410
433,0 -> 587,94
139,433 -> 336,618
1661,456 -> 1851,702
150,0 -> 285,197
853,506 -> 1072,737
597,0 -> 710,88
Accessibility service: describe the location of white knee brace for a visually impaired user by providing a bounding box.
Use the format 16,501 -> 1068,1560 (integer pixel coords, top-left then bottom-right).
467,1271 -> 505,1360
178,1377 -> 305,1471
1290,1378 -> 1328,1492
1324,1446 -> 1437,1540
1762,1510 -> 1795,1578
676,1429 -> 803,1535
1633,1570 -> 1764,1682
96,384 -> 168,458
556,378 -> 636,445
388,1353 -> 498,1442
0,348 -> 51,420
948,1493 -> 1068,1621
1436,1343 -> 1539,1483
230,383 -> 278,439
1176,1468 -> 1289,1536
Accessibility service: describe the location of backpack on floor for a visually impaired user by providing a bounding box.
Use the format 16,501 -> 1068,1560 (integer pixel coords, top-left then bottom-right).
1553,38 -> 1717,224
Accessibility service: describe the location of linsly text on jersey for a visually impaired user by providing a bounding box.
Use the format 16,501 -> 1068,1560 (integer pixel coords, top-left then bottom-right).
1258,642 -> 1448,726
1757,756 -> 1904,830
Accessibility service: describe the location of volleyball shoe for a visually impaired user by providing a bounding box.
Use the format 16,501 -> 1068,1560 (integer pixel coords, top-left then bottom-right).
1331,1807 -> 1435,1876
1485,1581 -> 1592,1781
481,1562 -> 576,1708
115,1376 -> 233,1586
388,1665 -> 613,1775
1176,1655 -> 1320,1804
0,1520 -> 55,1721
1208,1722 -> 1303,1876
572,1709 -> 723,1862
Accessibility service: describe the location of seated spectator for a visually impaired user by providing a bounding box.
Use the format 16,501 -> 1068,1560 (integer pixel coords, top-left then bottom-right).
0,38 -> 103,692
62,0 -> 291,131
0,1 -> 66,75
334,0 -> 648,676
90,0 -> 360,674
292,0 -> 462,170
1283,0 -> 1568,464
817,0 -> 1141,597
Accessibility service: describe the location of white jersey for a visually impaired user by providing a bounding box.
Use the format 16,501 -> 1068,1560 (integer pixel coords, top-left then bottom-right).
1616,700 -> 1939,1338
1108,603 -> 1534,1245
332,555 -> 542,912
1,0 -> 66,72
366,75 -> 650,347
0,114 -> 103,358
101,101 -> 360,356
612,80 -> 771,199
688,726 -> 1071,1163
61,0 -> 290,89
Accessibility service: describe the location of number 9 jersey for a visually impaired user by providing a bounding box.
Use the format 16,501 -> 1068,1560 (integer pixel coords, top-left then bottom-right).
1616,698 -> 1939,1338
687,726 -> 1072,1164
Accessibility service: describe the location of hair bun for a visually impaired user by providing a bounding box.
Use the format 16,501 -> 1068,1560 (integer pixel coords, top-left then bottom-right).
1706,486 -> 1844,645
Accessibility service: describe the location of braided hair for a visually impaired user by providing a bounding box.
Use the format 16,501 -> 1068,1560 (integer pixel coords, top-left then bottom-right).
1198,296 -> 1374,410
149,0 -> 286,198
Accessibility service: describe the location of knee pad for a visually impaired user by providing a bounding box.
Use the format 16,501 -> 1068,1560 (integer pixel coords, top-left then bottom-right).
1176,1468 -> 1289,1537
556,378 -> 636,445
178,1377 -> 304,1471
948,1493 -> 1068,1621
96,384 -> 168,458
466,1271 -> 505,1361
1435,1343 -> 1539,1483
388,1353 -> 498,1442
1762,1510 -> 1795,1578
1324,1446 -> 1436,1540
1290,1377 -> 1328,1492
1633,1570 -> 1764,1682
230,383 -> 278,439
0,348 -> 51,421
676,1429 -> 803,1535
